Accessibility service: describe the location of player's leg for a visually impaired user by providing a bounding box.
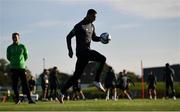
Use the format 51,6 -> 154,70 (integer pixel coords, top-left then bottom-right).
61,58 -> 88,94
148,88 -> 152,99
165,82 -> 169,98
170,82 -> 176,100
75,91 -> 79,100
41,86 -> 45,99
79,90 -> 85,100
153,88 -> 157,100
112,88 -> 117,101
78,88 -> 85,100
88,50 -> 106,92
43,85 -> 48,100
54,87 -> 59,101
11,69 -> 20,104
88,50 -> 106,82
19,69 -> 35,104
49,87 -> 53,101
124,89 -> 132,100
106,88 -> 110,100
59,58 -> 88,103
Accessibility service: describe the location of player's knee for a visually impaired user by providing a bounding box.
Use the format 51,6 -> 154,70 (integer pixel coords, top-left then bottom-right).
101,56 -> 106,63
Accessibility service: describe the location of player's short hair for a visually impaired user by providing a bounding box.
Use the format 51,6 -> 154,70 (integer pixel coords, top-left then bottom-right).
53,66 -> 57,70
166,63 -> 170,67
87,9 -> 97,15
12,32 -> 19,37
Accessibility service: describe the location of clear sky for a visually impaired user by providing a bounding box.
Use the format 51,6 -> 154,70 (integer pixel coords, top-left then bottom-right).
0,0 -> 180,76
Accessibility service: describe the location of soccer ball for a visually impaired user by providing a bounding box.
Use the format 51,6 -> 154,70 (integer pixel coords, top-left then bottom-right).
100,32 -> 111,44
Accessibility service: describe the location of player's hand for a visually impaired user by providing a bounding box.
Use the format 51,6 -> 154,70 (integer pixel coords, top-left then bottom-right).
68,50 -> 73,58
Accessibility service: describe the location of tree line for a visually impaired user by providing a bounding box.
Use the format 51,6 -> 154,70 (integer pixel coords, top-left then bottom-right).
0,58 -> 141,87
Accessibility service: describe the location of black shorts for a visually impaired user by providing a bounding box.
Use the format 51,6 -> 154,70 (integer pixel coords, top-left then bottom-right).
73,88 -> 81,92
105,84 -> 116,89
148,84 -> 156,90
116,84 -> 128,90
121,85 -> 128,91
29,86 -> 34,91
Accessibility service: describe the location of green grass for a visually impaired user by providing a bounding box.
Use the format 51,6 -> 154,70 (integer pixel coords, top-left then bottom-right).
0,99 -> 180,111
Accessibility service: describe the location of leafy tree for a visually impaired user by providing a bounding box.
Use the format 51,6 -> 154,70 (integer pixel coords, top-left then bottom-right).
0,58 -> 33,86
126,71 -> 141,82
0,58 -> 11,86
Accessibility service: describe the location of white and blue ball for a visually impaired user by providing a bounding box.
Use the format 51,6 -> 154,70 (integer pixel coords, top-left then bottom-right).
100,32 -> 111,44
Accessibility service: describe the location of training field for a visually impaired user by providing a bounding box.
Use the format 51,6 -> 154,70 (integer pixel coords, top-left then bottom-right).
0,99 -> 180,111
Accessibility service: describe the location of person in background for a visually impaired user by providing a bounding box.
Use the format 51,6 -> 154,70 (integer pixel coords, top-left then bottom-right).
72,79 -> 85,100
49,66 -> 59,101
118,69 -> 135,100
28,76 -> 36,95
104,66 -> 117,101
40,69 -> 49,101
1,89 -> 11,103
6,32 -> 35,104
147,71 -> 157,100
163,63 -> 176,100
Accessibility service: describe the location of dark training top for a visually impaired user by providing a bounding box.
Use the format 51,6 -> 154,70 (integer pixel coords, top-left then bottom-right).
147,74 -> 157,86
66,18 -> 100,55
164,67 -> 175,83
105,69 -> 117,87
73,81 -> 81,91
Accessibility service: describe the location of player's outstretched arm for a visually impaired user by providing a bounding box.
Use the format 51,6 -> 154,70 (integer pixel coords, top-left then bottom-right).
92,25 -> 101,42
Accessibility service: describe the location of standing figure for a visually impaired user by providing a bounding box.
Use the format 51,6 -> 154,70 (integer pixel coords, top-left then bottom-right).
72,79 -> 85,100
59,9 -> 106,103
6,32 -> 35,104
163,63 -> 176,100
40,69 -> 49,101
147,71 -> 157,100
49,66 -> 59,101
104,66 -> 117,101
28,76 -> 36,95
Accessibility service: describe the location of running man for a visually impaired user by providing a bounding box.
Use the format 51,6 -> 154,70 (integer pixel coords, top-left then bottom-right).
59,9 -> 106,103
118,70 -> 135,100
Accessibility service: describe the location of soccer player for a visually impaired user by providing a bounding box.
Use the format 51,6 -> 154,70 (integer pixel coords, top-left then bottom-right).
28,76 -> 36,95
72,79 -> 85,100
104,66 -> 117,101
163,63 -> 176,100
59,9 -> 106,103
40,69 -> 49,101
118,70 -> 135,100
147,71 -> 157,100
6,32 -> 35,104
49,66 -> 59,101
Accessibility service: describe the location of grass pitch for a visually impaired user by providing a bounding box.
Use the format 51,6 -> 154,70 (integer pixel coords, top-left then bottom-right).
0,99 -> 180,111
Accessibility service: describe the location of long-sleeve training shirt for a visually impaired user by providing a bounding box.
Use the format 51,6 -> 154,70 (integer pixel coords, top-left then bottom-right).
66,18 -> 100,56
7,43 -> 28,69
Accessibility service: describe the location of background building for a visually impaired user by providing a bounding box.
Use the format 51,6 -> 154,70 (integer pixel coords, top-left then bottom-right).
143,64 -> 180,82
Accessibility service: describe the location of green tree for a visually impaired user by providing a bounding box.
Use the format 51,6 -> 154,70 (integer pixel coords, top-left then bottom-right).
0,58 -> 11,86
0,58 -> 33,86
126,71 -> 141,82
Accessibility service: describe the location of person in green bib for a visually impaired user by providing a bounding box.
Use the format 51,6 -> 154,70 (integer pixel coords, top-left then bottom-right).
6,32 -> 35,104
